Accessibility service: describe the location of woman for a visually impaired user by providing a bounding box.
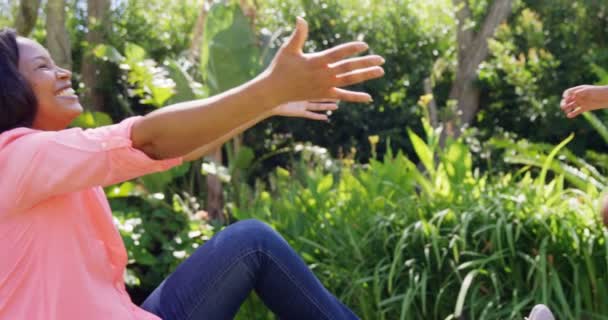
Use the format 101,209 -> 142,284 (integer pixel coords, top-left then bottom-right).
0,18 -> 385,320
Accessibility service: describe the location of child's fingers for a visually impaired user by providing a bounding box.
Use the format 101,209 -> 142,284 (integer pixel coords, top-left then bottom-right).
560,98 -> 569,110
566,100 -> 578,110
567,106 -> 585,118
571,88 -> 590,101
563,85 -> 587,98
563,85 -> 585,98
560,99 -> 574,113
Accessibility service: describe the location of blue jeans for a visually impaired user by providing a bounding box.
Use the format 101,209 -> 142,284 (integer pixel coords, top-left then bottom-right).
140,219 -> 359,320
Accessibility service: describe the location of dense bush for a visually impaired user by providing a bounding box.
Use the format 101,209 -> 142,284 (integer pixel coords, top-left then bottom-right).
478,1 -> 608,154
231,117 -> 608,319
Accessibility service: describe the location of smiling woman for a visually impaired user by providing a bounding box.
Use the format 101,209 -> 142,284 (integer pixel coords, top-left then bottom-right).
15,36 -> 83,130
0,17 -> 385,320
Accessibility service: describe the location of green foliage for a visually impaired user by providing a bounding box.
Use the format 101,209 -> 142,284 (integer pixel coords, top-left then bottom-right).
71,111 -> 114,128
478,1 -> 608,154
0,1 -> 14,28
231,119 -> 608,319
246,0 -> 454,165
201,3 -> 269,94
121,43 -> 176,107
109,192 -> 214,303
108,0 -> 200,60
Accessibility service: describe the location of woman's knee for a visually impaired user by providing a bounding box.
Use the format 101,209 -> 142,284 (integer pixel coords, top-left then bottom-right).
224,219 -> 285,249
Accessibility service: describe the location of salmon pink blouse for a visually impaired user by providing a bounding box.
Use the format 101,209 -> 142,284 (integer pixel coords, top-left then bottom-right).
0,116 -> 182,320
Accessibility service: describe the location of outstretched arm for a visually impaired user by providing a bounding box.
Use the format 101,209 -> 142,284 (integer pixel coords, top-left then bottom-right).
131,18 -> 384,160
182,101 -> 338,162
560,85 -> 608,118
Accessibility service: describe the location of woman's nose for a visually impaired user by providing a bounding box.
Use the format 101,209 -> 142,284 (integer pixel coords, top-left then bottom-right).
56,67 -> 72,80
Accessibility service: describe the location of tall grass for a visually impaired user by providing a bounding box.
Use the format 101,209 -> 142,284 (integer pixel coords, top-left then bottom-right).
232,118 -> 608,319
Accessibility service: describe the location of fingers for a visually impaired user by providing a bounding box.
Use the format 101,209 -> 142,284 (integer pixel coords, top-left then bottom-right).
303,111 -> 329,121
310,99 -> 339,104
334,66 -> 384,87
305,102 -> 338,112
567,106 -> 585,118
561,98 -> 577,112
331,88 -> 372,103
561,99 -> 583,116
329,55 -> 385,75
561,86 -> 592,117
314,42 -> 369,64
569,88 -> 588,106
560,98 -> 568,110
562,85 -> 584,98
283,17 -> 309,53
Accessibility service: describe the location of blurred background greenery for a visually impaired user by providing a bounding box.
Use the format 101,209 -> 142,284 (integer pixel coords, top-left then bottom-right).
5,0 -> 608,318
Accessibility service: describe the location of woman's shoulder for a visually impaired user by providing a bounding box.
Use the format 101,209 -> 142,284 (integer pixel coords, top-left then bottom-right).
0,126 -> 93,153
0,127 -> 40,149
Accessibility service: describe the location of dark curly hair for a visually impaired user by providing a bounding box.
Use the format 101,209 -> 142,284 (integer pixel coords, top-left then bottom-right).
0,28 -> 37,134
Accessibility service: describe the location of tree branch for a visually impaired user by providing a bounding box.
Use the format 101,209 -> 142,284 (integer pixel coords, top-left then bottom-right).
465,0 -> 513,75
452,0 -> 474,62
14,0 -> 41,36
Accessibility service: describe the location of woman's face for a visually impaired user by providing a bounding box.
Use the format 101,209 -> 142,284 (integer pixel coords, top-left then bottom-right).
17,37 -> 82,130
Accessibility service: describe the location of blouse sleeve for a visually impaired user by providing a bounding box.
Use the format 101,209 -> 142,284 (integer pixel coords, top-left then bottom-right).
0,116 -> 182,212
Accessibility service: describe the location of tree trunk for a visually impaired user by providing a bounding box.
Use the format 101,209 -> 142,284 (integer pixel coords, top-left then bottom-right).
424,78 -> 438,128
229,0 -> 257,161
14,0 -> 41,36
187,1 -> 210,64
45,0 -> 71,69
239,0 -> 257,27
204,1 -> 257,223
80,0 -> 110,111
206,149 -> 225,222
191,1 -> 225,222
447,0 -> 513,136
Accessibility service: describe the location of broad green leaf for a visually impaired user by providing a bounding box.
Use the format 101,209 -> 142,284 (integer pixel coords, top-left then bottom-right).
140,162 -> 191,193
583,112 -> 608,145
316,174 -> 334,194
201,4 -> 260,94
537,133 -> 574,188
93,44 -> 124,63
230,146 -> 255,173
125,42 -> 147,61
70,111 -> 113,128
105,182 -> 136,199
165,59 -> 204,104
455,270 -> 479,318
407,128 -> 435,175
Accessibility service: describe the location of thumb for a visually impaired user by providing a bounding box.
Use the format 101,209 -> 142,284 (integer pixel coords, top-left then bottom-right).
283,17 -> 308,53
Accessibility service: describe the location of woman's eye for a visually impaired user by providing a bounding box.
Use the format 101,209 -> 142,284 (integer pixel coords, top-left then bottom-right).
37,64 -> 49,69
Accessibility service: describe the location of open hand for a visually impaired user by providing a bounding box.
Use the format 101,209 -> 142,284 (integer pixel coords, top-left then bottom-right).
263,17 -> 385,106
271,100 -> 338,121
561,85 -> 608,118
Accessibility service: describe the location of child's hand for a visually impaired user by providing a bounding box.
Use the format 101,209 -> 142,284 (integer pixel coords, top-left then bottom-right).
271,100 -> 338,121
561,85 -> 608,118
263,17 -> 385,106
